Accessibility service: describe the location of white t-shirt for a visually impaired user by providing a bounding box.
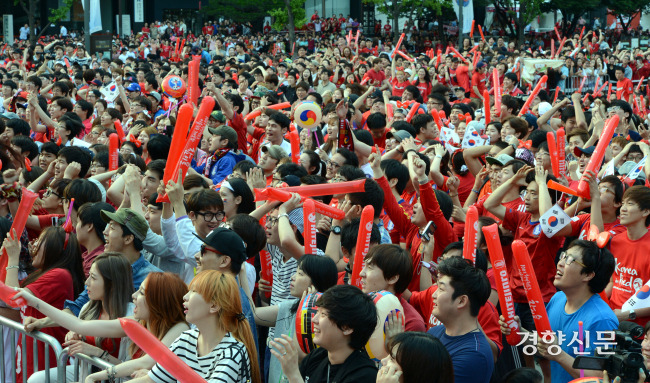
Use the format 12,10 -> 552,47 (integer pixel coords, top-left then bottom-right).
149,330 -> 251,383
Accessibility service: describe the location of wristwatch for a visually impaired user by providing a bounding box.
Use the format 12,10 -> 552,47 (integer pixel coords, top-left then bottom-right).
331,226 -> 342,235
421,261 -> 437,274
629,309 -> 637,320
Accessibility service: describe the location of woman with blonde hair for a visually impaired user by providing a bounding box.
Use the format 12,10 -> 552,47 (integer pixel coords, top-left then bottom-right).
130,270 -> 261,383
13,271 -> 189,382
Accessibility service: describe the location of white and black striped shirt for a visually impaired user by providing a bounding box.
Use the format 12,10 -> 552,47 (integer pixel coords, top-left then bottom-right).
148,330 -> 251,383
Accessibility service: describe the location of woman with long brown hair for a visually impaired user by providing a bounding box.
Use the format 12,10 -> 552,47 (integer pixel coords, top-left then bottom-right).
1,226 -> 84,381
13,272 -> 189,382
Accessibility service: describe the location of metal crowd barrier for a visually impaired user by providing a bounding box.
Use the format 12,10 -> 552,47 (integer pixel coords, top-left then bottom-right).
60,349 -> 123,383
0,314 -> 66,383
563,74 -> 610,94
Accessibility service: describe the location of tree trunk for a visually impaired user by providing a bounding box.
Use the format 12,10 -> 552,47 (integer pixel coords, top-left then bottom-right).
393,10 -> 399,43
284,0 -> 296,57
516,1 -> 526,49
28,0 -> 36,45
438,18 -> 447,46
458,0 -> 464,50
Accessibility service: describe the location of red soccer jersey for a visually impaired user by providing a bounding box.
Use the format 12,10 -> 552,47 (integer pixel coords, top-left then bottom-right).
365,68 -> 386,87
502,209 -> 563,303
410,285 -> 503,352
567,214 -> 625,240
471,71 -> 488,98
617,77 -> 633,101
391,78 -> 411,98
609,229 -> 650,328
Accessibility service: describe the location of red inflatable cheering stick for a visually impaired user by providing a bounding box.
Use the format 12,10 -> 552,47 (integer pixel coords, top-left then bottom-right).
0,280 -> 26,308
463,206 -> 479,265
156,104 -> 193,203
482,224 -> 520,345
120,318 -> 206,383
546,132 -> 560,177
277,180 -> 366,197
518,75 -> 548,116
0,188 -> 38,282
303,199 -> 317,255
576,115 -> 619,199
556,129 -> 566,179
350,206 -> 375,288
511,240 -> 552,337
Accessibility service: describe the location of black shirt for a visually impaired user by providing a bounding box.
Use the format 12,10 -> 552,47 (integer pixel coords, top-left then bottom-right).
299,347 -> 378,383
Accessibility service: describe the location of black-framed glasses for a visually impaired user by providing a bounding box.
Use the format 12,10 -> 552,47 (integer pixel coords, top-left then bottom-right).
196,211 -> 225,222
44,189 -> 62,198
559,251 -> 586,268
327,160 -> 342,169
265,214 -> 279,227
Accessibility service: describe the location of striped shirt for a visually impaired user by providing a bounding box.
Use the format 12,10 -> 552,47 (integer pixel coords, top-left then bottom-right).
148,330 -> 251,383
268,244 -> 298,341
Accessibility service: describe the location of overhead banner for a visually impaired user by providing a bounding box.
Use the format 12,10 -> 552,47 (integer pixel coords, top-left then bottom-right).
520,58 -> 564,85
3,15 -> 13,44
134,0 -> 144,23
452,0 -> 474,34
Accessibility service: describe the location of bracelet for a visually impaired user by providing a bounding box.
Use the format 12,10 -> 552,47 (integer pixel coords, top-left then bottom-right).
5,266 -> 19,271
472,189 -> 480,194
435,154 -> 443,159
99,350 -> 108,360
277,213 -> 290,220
449,193 -> 458,198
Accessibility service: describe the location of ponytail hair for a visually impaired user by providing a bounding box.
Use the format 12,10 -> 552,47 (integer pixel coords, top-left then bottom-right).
190,271 -> 261,383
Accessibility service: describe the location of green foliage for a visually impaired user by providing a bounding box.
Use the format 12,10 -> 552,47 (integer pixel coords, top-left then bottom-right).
202,0 -> 277,24
269,0 -> 307,31
48,0 -> 75,23
364,0 -> 449,20
605,0 -> 650,17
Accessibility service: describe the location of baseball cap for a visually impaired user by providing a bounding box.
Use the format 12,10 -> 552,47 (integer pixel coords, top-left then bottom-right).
209,110 -> 226,123
261,145 -> 288,161
125,83 -> 141,92
538,101 -> 552,117
100,208 -> 149,241
148,91 -> 162,102
476,61 -> 487,69
386,130 -> 412,142
208,125 -> 237,146
193,228 -> 247,263
618,161 -> 646,179
574,146 -> 596,157
0,112 -> 20,120
394,108 -> 408,116
90,79 -> 102,87
485,153 -> 514,167
515,148 -> 535,165
370,90 -> 383,99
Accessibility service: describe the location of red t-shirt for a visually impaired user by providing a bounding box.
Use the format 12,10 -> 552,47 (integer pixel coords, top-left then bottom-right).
384,24 -> 392,34
399,296 -> 426,332
452,65 -> 471,93
567,214 -> 625,240
502,209 -> 563,303
410,285 -> 503,353
617,77 -> 633,101
391,78 -> 411,98
227,111 -> 249,153
413,81 -> 431,99
471,71 -> 487,98
365,69 -> 386,87
16,268 -> 73,381
609,229 -> 650,328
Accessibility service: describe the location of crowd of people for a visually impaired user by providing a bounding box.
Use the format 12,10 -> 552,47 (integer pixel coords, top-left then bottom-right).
1,14 -> 650,383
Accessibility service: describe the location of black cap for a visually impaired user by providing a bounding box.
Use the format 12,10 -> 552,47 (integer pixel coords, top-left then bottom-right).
193,228 -> 247,262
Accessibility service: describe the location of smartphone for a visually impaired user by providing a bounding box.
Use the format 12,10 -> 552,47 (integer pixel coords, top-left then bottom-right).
421,220 -> 437,242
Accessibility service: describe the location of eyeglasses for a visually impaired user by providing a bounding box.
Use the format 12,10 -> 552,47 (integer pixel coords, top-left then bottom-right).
196,211 -> 225,222
44,189 -> 62,198
559,251 -> 586,268
327,160 -> 342,170
200,244 -> 222,256
265,214 -> 279,227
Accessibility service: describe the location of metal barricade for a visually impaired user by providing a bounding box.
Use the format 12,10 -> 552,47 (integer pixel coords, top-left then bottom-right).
59,349 -> 123,383
564,74 -> 610,94
0,315 -> 66,383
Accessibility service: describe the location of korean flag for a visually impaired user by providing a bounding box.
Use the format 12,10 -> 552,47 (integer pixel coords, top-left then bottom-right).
539,204 -> 571,238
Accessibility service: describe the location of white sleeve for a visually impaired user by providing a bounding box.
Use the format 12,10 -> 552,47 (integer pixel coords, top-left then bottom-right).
161,214 -> 191,264
175,217 -> 202,268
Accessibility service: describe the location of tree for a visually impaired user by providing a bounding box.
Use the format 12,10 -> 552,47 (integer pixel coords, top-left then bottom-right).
14,0 -> 74,45
363,0 -> 449,43
268,0 -> 306,57
490,0 -> 545,47
605,0 -> 650,34
202,0 -> 276,25
540,0 -> 599,38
